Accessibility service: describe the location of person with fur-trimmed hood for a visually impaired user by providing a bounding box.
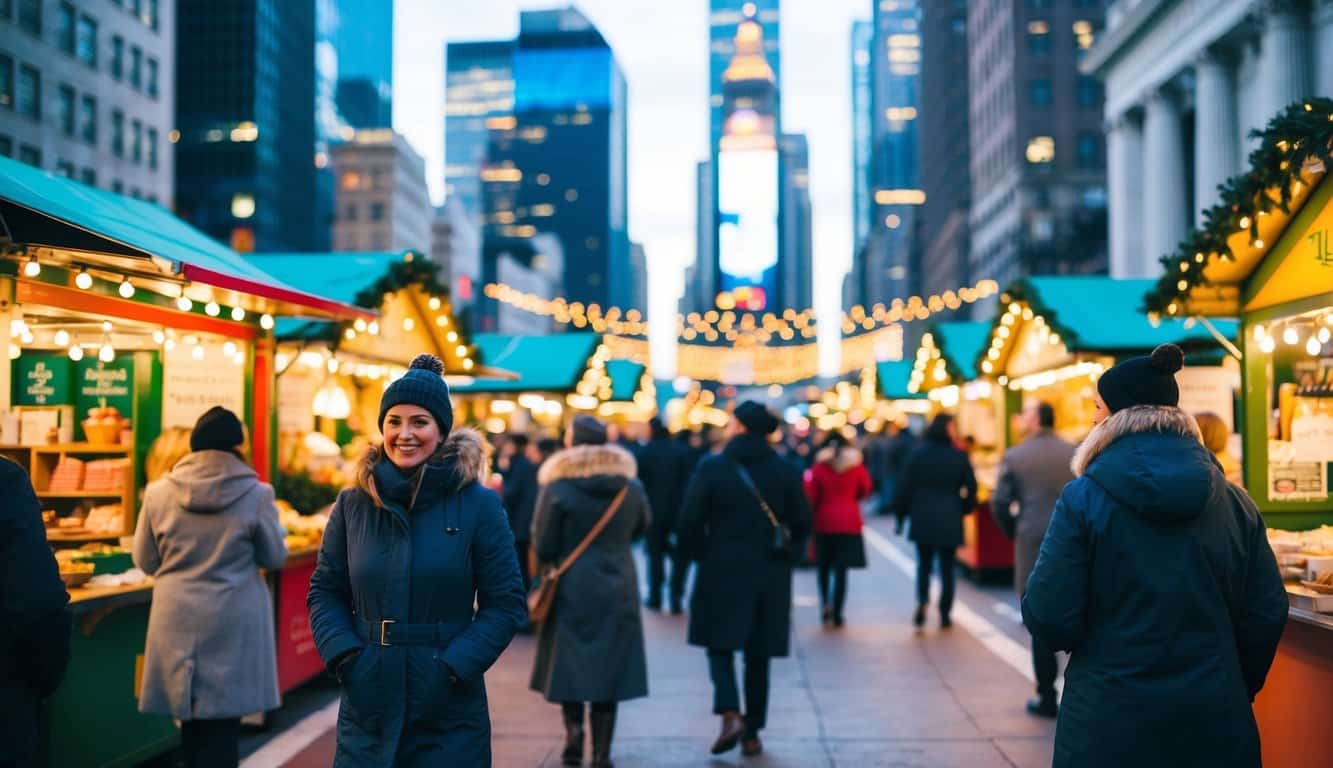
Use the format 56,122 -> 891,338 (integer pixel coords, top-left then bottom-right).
530,415 -> 650,768
1022,344 -> 1288,768
307,354 -> 527,768
806,431 -> 871,628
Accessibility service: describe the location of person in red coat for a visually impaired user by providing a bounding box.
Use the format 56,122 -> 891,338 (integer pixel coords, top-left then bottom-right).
806,432 -> 872,627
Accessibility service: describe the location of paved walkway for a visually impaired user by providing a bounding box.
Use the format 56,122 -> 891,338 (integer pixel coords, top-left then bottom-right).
243,517 -> 1056,767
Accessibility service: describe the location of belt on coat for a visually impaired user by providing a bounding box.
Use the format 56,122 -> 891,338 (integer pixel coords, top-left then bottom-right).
357,618 -> 450,647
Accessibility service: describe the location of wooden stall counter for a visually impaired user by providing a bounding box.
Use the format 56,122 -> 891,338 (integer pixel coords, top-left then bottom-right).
1253,603 -> 1333,768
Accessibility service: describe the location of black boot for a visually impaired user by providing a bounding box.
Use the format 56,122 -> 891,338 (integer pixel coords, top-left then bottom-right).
561,703 -> 584,766
590,705 -> 617,768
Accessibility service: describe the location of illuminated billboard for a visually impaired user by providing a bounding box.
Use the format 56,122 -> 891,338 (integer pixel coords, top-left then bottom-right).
717,148 -> 779,311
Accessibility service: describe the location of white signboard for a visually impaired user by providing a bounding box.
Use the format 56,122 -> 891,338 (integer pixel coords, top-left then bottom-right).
1175,366 -> 1239,432
278,366 -> 319,434
162,344 -> 246,428
1292,413 -> 1333,464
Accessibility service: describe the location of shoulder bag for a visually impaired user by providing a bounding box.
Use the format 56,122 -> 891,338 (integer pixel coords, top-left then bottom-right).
527,485 -> 629,624
731,460 -> 793,560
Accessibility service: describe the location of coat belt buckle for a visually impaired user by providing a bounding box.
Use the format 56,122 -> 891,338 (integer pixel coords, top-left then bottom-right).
379,619 -> 395,647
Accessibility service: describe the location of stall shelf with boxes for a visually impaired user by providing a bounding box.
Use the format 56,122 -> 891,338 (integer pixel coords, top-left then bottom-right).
0,157 -> 372,768
1143,98 -> 1333,768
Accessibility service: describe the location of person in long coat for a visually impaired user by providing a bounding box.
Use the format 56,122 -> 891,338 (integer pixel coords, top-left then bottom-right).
1,457 -> 71,768
499,433 -> 539,589
806,432 -> 871,627
890,412 -> 977,629
990,400 -> 1075,717
1023,344 -> 1288,768
678,401 -> 813,758
635,417 -> 692,613
529,415 -> 650,768
307,355 -> 527,768
132,406 -> 287,768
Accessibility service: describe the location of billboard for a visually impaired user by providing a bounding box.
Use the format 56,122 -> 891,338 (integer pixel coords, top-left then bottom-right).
717,149 -> 779,311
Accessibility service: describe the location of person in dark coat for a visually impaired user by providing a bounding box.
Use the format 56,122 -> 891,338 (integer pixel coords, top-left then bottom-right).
875,418 -> 916,515
636,417 -> 692,613
0,457 -> 71,768
499,433 -> 539,589
530,415 -> 650,768
891,412 -> 977,629
308,354 -> 527,768
678,401 -> 813,758
806,432 -> 872,628
990,400 -> 1076,717
1022,344 -> 1288,768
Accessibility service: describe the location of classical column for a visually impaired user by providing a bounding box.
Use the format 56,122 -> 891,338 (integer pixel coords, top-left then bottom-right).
1316,0 -> 1333,97
1106,111 -> 1145,278
1260,0 -> 1313,121
1142,89 -> 1188,273
1194,49 -> 1239,226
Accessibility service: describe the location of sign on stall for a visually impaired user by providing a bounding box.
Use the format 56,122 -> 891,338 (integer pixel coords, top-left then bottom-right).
162,344 -> 246,428
1175,366 -> 1240,432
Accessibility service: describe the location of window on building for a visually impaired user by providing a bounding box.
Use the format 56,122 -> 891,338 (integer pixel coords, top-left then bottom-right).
76,14 -> 97,67
17,144 -> 41,167
145,0 -> 158,30
1030,79 -> 1052,106
0,54 -> 12,110
146,58 -> 158,98
0,134 -> 10,157
344,204 -> 357,221
372,232 -> 387,250
111,36 -> 124,79
146,126 -> 157,169
111,109 -> 124,156
16,65 -> 39,119
57,84 -> 75,136
1027,27 -> 1051,56
55,160 -> 75,178
370,202 -> 385,221
1026,136 -> 1055,164
112,179 -> 123,194
80,94 -> 96,143
80,167 -> 95,185
129,45 -> 142,90
131,119 -> 141,163
1077,132 -> 1101,168
57,3 -> 75,53
1076,76 -> 1101,108
18,0 -> 40,34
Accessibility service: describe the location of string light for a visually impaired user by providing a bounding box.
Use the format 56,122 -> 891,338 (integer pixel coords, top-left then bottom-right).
231,306 -> 246,321
53,329 -> 70,347
260,314 -> 275,330
118,277 -> 135,298
205,301 -> 221,317
68,344 -> 84,361
98,341 -> 115,363
23,257 -> 41,277
75,268 -> 93,290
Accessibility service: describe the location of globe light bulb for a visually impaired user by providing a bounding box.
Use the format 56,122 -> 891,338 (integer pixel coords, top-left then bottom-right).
1307,336 -> 1322,356
23,258 -> 41,277
118,278 -> 135,298
231,306 -> 245,321
68,345 -> 84,361
75,269 -> 93,290
177,295 -> 193,312
1283,327 -> 1299,345
1260,335 -> 1276,354
53,329 -> 70,347
260,314 -> 275,330
99,344 -> 115,363
205,301 -> 221,317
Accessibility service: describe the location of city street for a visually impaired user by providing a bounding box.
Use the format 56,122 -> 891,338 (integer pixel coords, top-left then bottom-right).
234,516 -> 1055,768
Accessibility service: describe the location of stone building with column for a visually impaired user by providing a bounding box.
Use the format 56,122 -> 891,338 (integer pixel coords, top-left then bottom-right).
1085,0 -> 1331,278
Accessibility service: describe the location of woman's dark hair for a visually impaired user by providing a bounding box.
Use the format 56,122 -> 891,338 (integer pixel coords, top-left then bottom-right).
924,413 -> 955,443
821,431 -> 850,451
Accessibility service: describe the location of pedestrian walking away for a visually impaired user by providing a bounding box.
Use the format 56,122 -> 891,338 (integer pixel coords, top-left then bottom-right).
806,431 -> 871,628
499,433 -> 539,592
890,412 -> 977,629
678,401 -> 813,758
990,400 -> 1075,718
636,416 -> 693,614
1,457 -> 72,768
529,414 -> 651,768
307,354 -> 527,767
1022,344 -> 1288,768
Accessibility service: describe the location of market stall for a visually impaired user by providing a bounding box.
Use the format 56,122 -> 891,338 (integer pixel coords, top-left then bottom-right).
1143,98 -> 1333,768
0,156 -> 372,767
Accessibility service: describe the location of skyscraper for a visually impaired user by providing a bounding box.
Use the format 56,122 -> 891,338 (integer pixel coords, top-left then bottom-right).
444,40 -> 515,228
331,129 -> 431,254
917,0 -> 971,303
869,0 -> 921,303
175,0 -> 317,252
709,0 -> 780,151
850,19 -> 874,251
334,0 -> 392,128
315,0 -> 349,250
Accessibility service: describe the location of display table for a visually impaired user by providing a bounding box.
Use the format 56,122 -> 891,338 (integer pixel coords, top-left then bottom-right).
270,545 -> 327,693
1253,603 -> 1333,768
957,501 -> 1014,582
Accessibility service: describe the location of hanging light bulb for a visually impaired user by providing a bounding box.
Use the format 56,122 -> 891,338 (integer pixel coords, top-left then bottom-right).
152,330 -> 166,345
75,268 -> 93,290
222,341 -> 237,357
1260,335 -> 1277,354
230,306 -> 245,322
1283,326 -> 1300,345
164,338 -> 176,351
354,318 -> 367,332
54,329 -> 70,347
327,357 -> 339,373
177,294 -> 193,312
367,321 -> 379,335
402,317 -> 415,332
118,277 -> 135,298
1307,335 -> 1322,356
102,321 -> 112,332
99,342 -> 115,363
8,344 -> 20,360
260,314 -> 274,330
205,301 -> 221,317
1320,327 -> 1332,345
19,329 -> 33,345
1253,325 -> 1267,342
428,297 -> 442,311
23,257 -> 40,277
68,344 -> 84,361
192,345 -> 205,361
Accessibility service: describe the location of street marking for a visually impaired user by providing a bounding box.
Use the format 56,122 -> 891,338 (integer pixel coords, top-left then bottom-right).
239,699 -> 339,768
794,595 -> 820,607
993,601 -> 1024,625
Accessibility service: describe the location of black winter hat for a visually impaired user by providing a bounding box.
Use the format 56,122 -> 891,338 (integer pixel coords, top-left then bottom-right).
571,415 -> 608,446
190,406 -> 245,453
378,354 -> 455,435
1096,343 -> 1185,414
734,400 -> 781,435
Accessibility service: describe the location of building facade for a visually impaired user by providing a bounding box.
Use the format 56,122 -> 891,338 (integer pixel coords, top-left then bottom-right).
709,0 -> 780,152
431,197 -> 481,329
175,0 -> 317,252
918,0 -> 972,303
850,19 -> 874,253
478,233 -> 563,335
0,0 -> 174,201
444,39 -> 515,229
967,0 -> 1109,294
781,132 -> 814,312
333,0 -> 391,128
331,129 -> 431,255
1086,0 -> 1331,278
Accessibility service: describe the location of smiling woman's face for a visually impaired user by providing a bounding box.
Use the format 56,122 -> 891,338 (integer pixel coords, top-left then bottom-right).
382,405 -> 441,471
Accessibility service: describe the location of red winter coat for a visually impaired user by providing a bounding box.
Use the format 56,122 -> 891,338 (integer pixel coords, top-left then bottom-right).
806,447 -> 872,535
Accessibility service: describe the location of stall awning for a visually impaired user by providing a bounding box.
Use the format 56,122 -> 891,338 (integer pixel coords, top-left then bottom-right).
934,322 -> 990,381
606,359 -> 647,402
877,360 -> 926,401
0,157 -> 373,322
246,251 -> 413,337
453,333 -> 602,394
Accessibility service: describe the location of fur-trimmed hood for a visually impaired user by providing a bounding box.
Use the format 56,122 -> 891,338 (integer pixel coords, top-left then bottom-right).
815,446 -> 863,473
538,443 -> 638,486
1072,405 -> 1217,524
356,428 -> 491,506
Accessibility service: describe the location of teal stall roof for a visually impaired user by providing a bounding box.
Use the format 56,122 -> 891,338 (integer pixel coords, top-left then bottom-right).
0,156 -> 371,321
606,359 -> 646,402
877,360 -> 927,401
932,322 -> 991,381
1017,277 -> 1237,350
453,333 -> 601,394
246,252 -> 412,338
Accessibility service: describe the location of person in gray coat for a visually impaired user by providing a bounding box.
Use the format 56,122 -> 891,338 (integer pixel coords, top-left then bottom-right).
133,406 -> 288,768
991,401 -> 1075,718
530,415 -> 650,768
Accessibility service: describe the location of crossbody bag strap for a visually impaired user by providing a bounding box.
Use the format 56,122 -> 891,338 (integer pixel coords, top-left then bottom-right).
551,485 -> 629,579
731,460 -> 782,530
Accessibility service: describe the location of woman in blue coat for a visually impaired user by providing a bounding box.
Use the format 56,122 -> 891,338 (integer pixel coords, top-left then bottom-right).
308,354 -> 527,767
1022,344 -> 1288,767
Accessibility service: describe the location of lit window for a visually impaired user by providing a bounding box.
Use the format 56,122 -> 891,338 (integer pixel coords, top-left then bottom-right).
76,14 -> 97,67
565,189 -> 578,202
885,214 -> 901,229
341,171 -> 361,190
1026,136 -> 1055,164
0,55 -> 11,108
1076,133 -> 1101,169
1027,20 -> 1049,34
231,193 -> 256,219
536,173 -> 550,186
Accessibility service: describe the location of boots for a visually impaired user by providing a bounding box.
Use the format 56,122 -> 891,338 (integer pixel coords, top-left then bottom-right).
710,710 -> 746,755
590,706 -> 617,768
561,703 -> 584,766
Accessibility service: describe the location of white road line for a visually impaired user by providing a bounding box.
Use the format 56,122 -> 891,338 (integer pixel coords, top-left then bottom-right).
239,699 -> 339,768
993,601 -> 1025,625
862,527 -> 1035,684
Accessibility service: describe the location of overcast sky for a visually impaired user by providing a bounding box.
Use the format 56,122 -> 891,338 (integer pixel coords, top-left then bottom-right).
394,0 -> 869,377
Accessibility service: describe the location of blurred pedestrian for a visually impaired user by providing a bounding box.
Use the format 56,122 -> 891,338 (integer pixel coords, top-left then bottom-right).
678,401 -> 813,758
307,354 -> 527,767
1,458 -> 71,768
990,401 -> 1075,717
876,418 -> 916,515
499,434 -> 539,590
890,413 -> 977,629
636,417 -> 692,613
133,406 -> 288,768
533,437 -> 561,467
1023,344 -> 1287,767
530,415 -> 650,768
806,432 -> 871,628
1194,411 -> 1241,485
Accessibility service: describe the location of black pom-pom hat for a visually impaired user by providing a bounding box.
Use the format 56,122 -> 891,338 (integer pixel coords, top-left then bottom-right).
378,353 -> 454,435
1096,343 -> 1185,415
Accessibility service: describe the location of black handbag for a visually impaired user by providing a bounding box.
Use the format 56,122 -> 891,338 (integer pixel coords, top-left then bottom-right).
731,460 -> 793,559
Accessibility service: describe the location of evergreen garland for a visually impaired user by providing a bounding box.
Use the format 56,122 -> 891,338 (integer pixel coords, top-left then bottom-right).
1145,98 -> 1333,314
351,253 -> 451,309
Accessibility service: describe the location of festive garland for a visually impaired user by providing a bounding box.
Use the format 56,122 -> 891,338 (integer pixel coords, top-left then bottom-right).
973,279 -> 1082,378
352,253 -> 451,309
1145,98 -> 1333,315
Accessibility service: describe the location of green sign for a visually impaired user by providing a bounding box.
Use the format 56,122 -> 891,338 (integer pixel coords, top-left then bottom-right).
75,358 -> 135,429
13,354 -> 72,406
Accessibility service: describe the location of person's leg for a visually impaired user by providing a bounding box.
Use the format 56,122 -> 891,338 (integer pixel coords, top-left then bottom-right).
667,549 -> 689,613
832,566 -> 849,624
938,548 -> 957,623
707,650 -> 740,715
646,534 -> 666,608
590,701 -> 618,766
561,702 -> 586,766
1031,634 -> 1059,707
182,718 -> 241,768
741,651 -> 771,736
179,720 -> 202,768
515,540 -> 531,588
816,561 -> 832,616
